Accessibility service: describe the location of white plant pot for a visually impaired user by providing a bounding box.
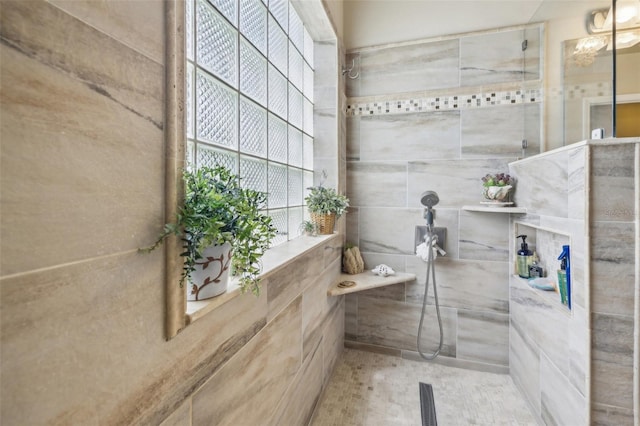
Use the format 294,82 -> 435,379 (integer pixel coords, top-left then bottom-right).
482,185 -> 512,202
187,242 -> 232,301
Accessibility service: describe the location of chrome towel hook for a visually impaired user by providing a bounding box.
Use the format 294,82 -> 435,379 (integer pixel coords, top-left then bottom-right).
341,58 -> 360,79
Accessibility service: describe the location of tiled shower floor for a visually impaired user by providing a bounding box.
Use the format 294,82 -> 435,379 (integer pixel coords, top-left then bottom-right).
310,349 -> 537,426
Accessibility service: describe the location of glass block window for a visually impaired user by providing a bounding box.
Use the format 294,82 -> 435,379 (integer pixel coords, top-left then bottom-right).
240,0 -> 267,55
187,0 -> 314,246
197,0 -> 238,88
240,39 -> 267,106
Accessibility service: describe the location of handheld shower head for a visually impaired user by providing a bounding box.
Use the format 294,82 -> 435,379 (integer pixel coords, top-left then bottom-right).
420,191 -> 439,208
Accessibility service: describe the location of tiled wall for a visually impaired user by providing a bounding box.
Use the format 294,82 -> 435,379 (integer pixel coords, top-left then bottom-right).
166,237 -> 346,426
508,139 -> 640,425
344,24 -> 543,371
588,141 -> 639,425
508,145 -> 590,425
0,1 -> 345,424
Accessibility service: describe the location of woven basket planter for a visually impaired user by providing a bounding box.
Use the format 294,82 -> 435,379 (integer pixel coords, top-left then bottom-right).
311,212 -> 336,235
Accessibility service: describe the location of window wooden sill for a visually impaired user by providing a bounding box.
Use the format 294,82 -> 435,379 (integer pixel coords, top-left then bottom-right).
185,234 -> 340,325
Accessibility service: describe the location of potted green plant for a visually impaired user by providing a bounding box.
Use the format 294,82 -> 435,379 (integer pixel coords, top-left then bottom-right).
481,172 -> 515,203
142,165 -> 276,299
305,185 -> 349,235
299,220 -> 318,237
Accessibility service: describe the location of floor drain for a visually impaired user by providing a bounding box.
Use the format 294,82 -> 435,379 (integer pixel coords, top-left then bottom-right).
419,382 -> 437,426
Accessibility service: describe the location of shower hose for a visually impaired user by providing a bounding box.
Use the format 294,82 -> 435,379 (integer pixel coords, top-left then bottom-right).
417,231 -> 444,360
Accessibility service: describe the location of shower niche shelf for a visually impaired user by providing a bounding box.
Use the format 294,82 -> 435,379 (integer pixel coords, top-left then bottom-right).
328,272 -> 416,296
462,205 -> 526,214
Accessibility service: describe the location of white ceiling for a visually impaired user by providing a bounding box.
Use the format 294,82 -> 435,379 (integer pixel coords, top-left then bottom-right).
343,0 -> 612,49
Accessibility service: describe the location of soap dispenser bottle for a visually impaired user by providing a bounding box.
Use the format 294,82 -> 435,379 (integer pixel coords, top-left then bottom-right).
517,235 -> 533,278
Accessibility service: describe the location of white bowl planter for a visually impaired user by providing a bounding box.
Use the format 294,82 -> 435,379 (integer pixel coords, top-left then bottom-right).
482,185 -> 512,202
187,242 -> 232,301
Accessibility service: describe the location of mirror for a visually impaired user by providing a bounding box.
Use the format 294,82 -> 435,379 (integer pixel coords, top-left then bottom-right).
526,0 -> 640,148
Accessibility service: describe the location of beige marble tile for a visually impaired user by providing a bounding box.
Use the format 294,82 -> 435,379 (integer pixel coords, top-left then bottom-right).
322,297 -> 345,387
590,144 -> 636,222
358,207 -> 425,254
192,297 -> 302,426
267,245 -> 323,321
314,107 -> 339,158
48,0 -> 164,64
539,353 -> 587,426
460,29 -> 527,86
592,403 -> 634,426
509,324 -> 541,420
0,1 -> 164,276
524,103 -> 543,157
408,159 -> 514,208
345,207 -> 359,246
346,116 -> 360,161
270,338 -> 323,426
461,104 -> 539,158
459,210 -> 510,261
160,399 -> 191,426
568,304 -> 589,395
0,250 -> 269,425
591,313 -> 634,410
523,25 -> 542,81
510,150 -> 568,217
457,310 -> 509,366
354,282 -> 406,301
313,41 -> 338,110
509,279 -> 570,377
0,1 -> 163,128
591,221 -> 636,316
347,39 -> 459,97
359,112 -> 460,161
347,162 -> 407,207
356,296 -> 457,357
345,294 -> 358,340
568,146 -> 587,220
323,236 -> 343,271
302,255 -> 341,361
406,257 -> 509,314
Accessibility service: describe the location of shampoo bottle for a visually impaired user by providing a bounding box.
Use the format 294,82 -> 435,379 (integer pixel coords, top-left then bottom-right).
517,235 -> 533,278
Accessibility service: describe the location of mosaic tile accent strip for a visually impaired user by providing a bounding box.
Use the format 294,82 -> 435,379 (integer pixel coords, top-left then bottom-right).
563,82 -> 612,100
346,88 -> 543,117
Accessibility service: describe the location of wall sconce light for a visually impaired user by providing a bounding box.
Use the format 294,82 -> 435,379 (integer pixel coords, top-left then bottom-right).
574,1 -> 640,66
588,0 -> 640,34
